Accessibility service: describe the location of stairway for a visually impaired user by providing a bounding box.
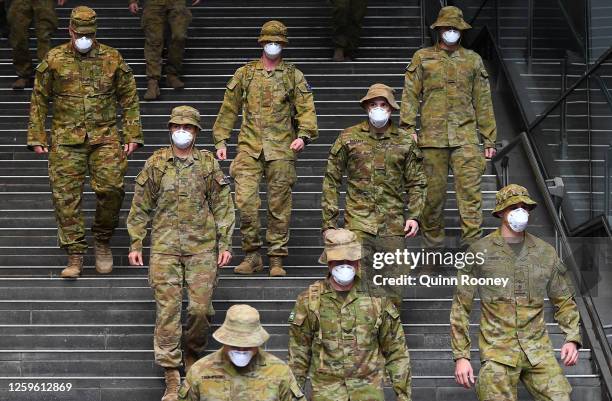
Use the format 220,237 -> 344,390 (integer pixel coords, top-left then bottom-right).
0,1 -> 603,400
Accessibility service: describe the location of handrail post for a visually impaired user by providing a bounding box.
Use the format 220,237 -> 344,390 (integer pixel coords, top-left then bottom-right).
527,0 -> 533,72
560,56 -> 568,159
495,0 -> 500,46
420,0 -> 426,48
501,156 -> 509,187
605,145 -> 611,218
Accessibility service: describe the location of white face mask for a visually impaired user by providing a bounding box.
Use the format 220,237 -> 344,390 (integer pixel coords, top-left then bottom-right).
331,264 -> 356,286
368,106 -> 391,129
442,29 -> 461,45
171,129 -> 194,149
74,36 -> 93,53
264,42 -> 282,59
507,208 -> 529,233
228,350 -> 254,367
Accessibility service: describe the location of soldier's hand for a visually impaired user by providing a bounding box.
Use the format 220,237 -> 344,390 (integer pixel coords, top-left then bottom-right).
484,147 -> 496,159
290,138 -> 305,153
454,358 -> 475,389
57,0 -> 66,5
561,342 -> 579,366
128,251 -> 144,266
192,0 -> 201,5
124,142 -> 139,156
33,145 -> 48,154
216,148 -> 227,160
411,133 -> 417,143
218,250 -> 232,267
404,219 -> 419,237
128,3 -> 140,15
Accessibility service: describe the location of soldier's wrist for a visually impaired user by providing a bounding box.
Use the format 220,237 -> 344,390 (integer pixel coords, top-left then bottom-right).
299,136 -> 311,145
215,141 -> 227,150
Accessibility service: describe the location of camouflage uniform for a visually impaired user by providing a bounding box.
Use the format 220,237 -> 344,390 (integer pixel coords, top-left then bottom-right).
130,0 -> 192,81
213,38 -> 318,258
27,7 -> 142,255
400,6 -> 496,248
288,277 -> 412,401
127,130 -> 235,367
321,119 -> 427,306
179,304 -> 305,401
450,185 -> 581,401
330,0 -> 367,57
8,0 -> 58,79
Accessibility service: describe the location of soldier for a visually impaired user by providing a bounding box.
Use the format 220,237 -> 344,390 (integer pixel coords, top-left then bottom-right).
401,6 -> 497,250
127,106 -> 235,401
451,184 -> 581,401
128,0 -> 201,100
213,20 -> 318,277
27,6 -> 143,278
178,304 -> 305,401
330,0 -> 367,62
321,83 -> 427,307
288,229 -> 412,401
8,0 -> 66,89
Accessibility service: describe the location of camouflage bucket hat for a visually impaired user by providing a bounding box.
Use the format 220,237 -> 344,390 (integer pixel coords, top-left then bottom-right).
492,184 -> 537,217
430,6 -> 471,30
213,304 -> 270,347
70,6 -> 97,34
360,83 -> 400,110
258,20 -> 289,44
168,106 -> 203,130
318,229 -> 362,264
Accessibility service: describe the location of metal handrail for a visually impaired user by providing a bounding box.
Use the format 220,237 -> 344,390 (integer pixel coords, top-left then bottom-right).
467,0 -> 491,26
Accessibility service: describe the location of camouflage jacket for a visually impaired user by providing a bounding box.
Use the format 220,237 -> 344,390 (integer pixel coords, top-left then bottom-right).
27,42 -> 143,149
178,348 -> 305,401
212,59 -> 318,161
288,278 -> 411,401
321,120 -> 427,235
450,228 -> 582,367
127,147 -> 235,256
400,44 -> 496,148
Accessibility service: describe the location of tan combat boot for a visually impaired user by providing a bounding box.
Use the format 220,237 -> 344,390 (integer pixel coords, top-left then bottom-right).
166,74 -> 185,89
144,79 -> 160,100
233,252 -> 263,275
11,77 -> 30,90
269,256 -> 287,277
161,368 -> 180,401
332,47 -> 345,62
94,240 -> 113,274
60,255 -> 83,279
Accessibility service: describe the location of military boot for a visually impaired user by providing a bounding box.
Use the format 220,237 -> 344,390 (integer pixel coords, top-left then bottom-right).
94,240 -> 113,274
269,256 -> 287,277
166,74 -> 185,89
161,368 -> 180,401
234,252 -> 263,275
60,255 -> 83,279
144,79 -> 160,100
332,47 -> 345,62
11,77 -> 30,90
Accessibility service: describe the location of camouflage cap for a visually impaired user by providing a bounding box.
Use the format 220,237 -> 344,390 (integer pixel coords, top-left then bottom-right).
430,6 -> 471,30
258,20 -> 289,44
492,184 -> 537,217
213,304 -> 270,347
168,106 -> 202,130
318,228 -> 362,264
360,83 -> 400,110
70,6 -> 97,34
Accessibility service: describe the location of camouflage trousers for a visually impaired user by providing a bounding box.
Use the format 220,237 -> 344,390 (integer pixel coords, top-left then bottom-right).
7,0 -> 57,77
149,252 -> 218,368
330,0 -> 367,55
310,374 -> 386,401
420,144 -> 486,249
229,152 -> 297,257
353,231 -> 406,309
477,351 -> 572,401
48,141 -> 127,254
141,0 -> 192,80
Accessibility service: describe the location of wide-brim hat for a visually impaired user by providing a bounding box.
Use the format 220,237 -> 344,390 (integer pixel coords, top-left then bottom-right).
258,20 -> 289,44
430,6 -> 472,30
492,184 -> 538,217
318,228 -> 362,264
168,105 -> 203,130
70,6 -> 97,34
213,304 -> 270,347
359,83 -> 400,110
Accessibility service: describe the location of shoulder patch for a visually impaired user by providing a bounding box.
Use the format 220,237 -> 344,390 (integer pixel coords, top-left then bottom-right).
406,63 -> 417,72
290,381 -> 304,398
36,60 -> 49,73
119,62 -> 132,73
384,301 -> 400,319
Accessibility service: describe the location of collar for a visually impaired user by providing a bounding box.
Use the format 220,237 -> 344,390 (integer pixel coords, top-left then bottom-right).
434,42 -> 464,58
163,147 -> 199,162
323,276 -> 363,306
67,40 -> 101,58
255,58 -> 285,71
219,347 -> 266,375
490,227 -> 537,249
360,120 -> 397,139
